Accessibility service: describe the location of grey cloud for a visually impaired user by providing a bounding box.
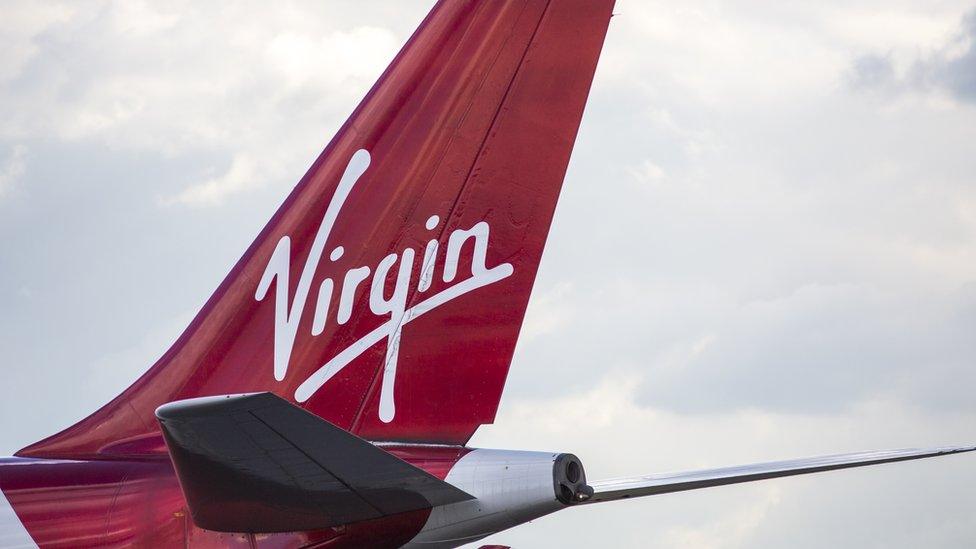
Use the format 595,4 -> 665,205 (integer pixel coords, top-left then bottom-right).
848,53 -> 898,91
927,10 -> 976,101
0,144 -> 27,197
851,9 -> 976,104
641,284 -> 976,414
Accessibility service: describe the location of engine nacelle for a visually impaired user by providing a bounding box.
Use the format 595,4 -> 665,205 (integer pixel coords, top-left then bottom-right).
404,449 -> 591,548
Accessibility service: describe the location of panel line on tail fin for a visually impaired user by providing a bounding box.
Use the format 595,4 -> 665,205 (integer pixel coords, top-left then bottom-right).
348,0 -> 555,434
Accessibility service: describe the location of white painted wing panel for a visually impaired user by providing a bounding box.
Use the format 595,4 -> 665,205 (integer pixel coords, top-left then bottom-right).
587,446 -> 976,503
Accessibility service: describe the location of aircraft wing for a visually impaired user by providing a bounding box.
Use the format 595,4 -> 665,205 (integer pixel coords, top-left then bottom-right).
156,392 -> 473,533
585,446 -> 975,503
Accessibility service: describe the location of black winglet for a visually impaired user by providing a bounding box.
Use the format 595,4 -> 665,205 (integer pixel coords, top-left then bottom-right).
156,392 -> 473,533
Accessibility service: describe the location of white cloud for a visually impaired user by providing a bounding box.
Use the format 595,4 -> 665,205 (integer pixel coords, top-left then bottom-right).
0,1 -> 407,206
520,281 -> 577,342
628,158 -> 667,185
159,23 -> 400,206
0,2 -> 76,82
659,487 -> 782,549
165,153 -> 267,207
265,26 -> 399,89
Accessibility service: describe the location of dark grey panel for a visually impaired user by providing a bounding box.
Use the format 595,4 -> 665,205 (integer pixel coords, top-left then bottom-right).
156,392 -> 473,533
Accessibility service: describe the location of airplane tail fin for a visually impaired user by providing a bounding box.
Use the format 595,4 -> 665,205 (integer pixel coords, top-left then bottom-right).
19,0 -> 615,459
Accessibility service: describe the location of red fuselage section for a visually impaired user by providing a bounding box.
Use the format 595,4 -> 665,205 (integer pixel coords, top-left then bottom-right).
0,446 -> 468,548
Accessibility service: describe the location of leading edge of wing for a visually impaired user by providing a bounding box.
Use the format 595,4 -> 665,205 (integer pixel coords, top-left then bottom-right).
585,445 -> 976,503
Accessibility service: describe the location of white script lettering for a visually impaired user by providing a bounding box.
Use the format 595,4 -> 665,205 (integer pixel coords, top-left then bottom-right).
255,149 -> 514,422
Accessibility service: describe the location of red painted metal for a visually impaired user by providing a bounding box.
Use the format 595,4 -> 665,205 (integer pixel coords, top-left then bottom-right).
4,0 -> 614,545
0,446 -> 469,547
19,0 -> 612,459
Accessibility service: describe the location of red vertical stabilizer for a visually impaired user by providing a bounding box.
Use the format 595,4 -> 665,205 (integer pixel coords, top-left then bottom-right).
19,0 -> 615,458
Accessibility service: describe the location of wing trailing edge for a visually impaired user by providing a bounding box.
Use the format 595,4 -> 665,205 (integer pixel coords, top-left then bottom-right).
585,446 -> 976,503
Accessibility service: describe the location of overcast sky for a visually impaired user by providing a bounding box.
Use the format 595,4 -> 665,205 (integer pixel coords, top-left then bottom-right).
2,1 -> 975,547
